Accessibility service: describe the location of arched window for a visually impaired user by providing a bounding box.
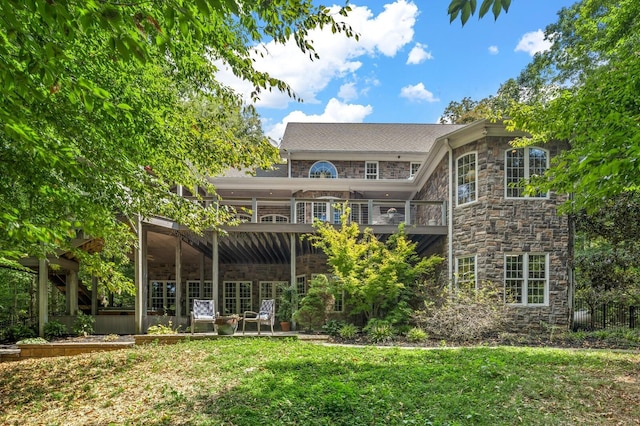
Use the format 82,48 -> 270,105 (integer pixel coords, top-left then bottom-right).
309,161 -> 337,179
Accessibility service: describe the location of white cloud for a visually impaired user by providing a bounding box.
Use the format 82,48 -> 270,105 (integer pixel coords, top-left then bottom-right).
399,83 -> 439,103
406,42 -> 433,64
266,98 -> 373,142
215,1 -> 419,109
488,45 -> 499,55
338,82 -> 358,102
515,29 -> 552,56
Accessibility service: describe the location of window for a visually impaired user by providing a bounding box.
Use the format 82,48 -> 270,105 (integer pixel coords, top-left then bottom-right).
410,162 -> 421,178
148,281 -> 176,312
365,161 -> 378,180
259,281 -> 286,302
309,161 -> 337,179
504,254 -> 548,305
260,214 -> 289,223
505,148 -> 548,198
456,256 -> 476,290
296,275 -> 307,297
457,153 -> 476,205
186,281 -> 213,312
223,281 -> 252,314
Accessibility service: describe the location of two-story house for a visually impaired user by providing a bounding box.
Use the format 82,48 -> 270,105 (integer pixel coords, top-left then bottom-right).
36,119 -> 572,334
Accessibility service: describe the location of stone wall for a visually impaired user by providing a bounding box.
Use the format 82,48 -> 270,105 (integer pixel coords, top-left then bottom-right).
291,160 -> 411,179
415,137 -> 572,328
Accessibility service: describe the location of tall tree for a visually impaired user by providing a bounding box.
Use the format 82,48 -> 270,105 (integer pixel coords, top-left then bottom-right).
505,0 -> 640,212
0,1 -> 355,271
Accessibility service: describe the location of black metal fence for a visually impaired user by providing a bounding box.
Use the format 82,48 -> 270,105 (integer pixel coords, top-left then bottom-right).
573,299 -> 638,330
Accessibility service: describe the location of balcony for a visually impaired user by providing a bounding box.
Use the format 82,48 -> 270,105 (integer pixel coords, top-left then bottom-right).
189,197 -> 446,228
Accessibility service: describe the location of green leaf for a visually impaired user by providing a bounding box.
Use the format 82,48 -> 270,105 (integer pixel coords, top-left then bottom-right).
479,0 -> 493,18
492,0 -> 502,20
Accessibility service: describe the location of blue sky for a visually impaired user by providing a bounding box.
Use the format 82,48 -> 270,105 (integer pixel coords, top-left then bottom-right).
216,0 -> 576,143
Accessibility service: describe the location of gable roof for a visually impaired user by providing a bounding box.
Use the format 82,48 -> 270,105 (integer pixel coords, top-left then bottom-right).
280,122 -> 466,154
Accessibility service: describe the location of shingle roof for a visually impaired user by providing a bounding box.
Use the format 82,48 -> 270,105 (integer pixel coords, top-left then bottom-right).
280,122 -> 466,153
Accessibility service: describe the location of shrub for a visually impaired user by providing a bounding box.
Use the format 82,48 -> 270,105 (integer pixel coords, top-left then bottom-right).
413,283 -> 509,341
17,337 -> 47,344
73,311 -> 95,336
294,274 -> 335,331
44,320 -> 67,340
367,323 -> 394,344
406,327 -> 428,343
323,319 -> 346,337
5,324 -> 36,342
338,323 -> 358,339
148,319 -> 179,335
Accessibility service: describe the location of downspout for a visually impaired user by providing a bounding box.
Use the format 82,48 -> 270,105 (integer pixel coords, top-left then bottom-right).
445,138 -> 454,292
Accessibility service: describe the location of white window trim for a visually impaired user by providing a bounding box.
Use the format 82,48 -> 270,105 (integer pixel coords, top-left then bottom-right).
309,160 -> 338,179
296,275 -> 307,297
258,281 -> 287,302
504,253 -> 549,306
455,255 -> 477,290
504,147 -> 550,199
410,162 -> 421,178
456,151 -> 477,206
222,281 -> 252,314
365,161 -> 379,180
259,214 -> 289,223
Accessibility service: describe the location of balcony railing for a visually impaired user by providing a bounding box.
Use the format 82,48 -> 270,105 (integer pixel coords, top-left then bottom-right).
187,197 -> 447,227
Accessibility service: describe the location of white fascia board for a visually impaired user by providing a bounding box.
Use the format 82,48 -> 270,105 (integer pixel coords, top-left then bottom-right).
210,176 -> 418,193
286,151 -> 426,162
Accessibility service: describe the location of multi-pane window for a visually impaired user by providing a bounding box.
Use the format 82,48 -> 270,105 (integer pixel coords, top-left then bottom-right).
456,256 -> 476,290
259,281 -> 286,303
260,214 -> 289,223
296,275 -> 307,298
504,254 -> 548,305
186,280 -> 213,312
410,162 -> 421,178
149,281 -> 176,312
365,161 -> 378,180
223,281 -> 252,314
457,153 -> 477,205
309,161 -> 337,179
505,148 -> 548,198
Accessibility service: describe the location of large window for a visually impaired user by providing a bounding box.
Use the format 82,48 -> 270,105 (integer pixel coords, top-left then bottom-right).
149,281 -> 176,312
365,161 -> 378,180
505,147 -> 548,198
259,281 -> 286,302
457,152 -> 477,205
504,254 -> 548,305
186,280 -> 213,313
223,281 -> 252,314
309,161 -> 337,179
456,256 -> 476,290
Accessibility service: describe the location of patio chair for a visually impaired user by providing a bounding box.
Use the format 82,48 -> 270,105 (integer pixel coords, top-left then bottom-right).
242,299 -> 275,335
191,299 -> 216,334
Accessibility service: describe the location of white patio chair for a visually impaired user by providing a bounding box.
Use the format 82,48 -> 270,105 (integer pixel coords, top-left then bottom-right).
242,299 -> 275,335
191,299 -> 216,334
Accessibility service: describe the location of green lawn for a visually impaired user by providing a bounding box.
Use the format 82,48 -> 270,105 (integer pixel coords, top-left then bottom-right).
1,339 -> 638,425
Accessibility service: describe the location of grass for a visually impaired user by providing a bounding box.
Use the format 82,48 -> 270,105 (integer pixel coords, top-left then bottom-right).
0,339 -> 639,425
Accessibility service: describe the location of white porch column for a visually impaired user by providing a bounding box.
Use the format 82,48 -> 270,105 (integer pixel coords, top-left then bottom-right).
175,235 -> 182,318
134,216 -> 145,334
211,231 -> 219,311
38,257 -> 48,337
68,270 -> 79,315
290,233 -> 297,329
91,276 -> 98,316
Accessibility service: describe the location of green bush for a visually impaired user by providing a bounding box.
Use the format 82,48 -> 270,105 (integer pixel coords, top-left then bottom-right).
323,319 -> 346,337
367,323 -> 394,344
17,337 -> 47,344
294,274 -> 335,331
5,324 -> 36,342
338,323 -> 358,339
73,312 -> 95,336
44,320 -> 68,340
147,321 -> 179,335
407,327 -> 428,343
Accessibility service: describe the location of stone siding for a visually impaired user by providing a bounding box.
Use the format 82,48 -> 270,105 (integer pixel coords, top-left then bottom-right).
415,137 -> 571,328
291,160 -> 411,180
